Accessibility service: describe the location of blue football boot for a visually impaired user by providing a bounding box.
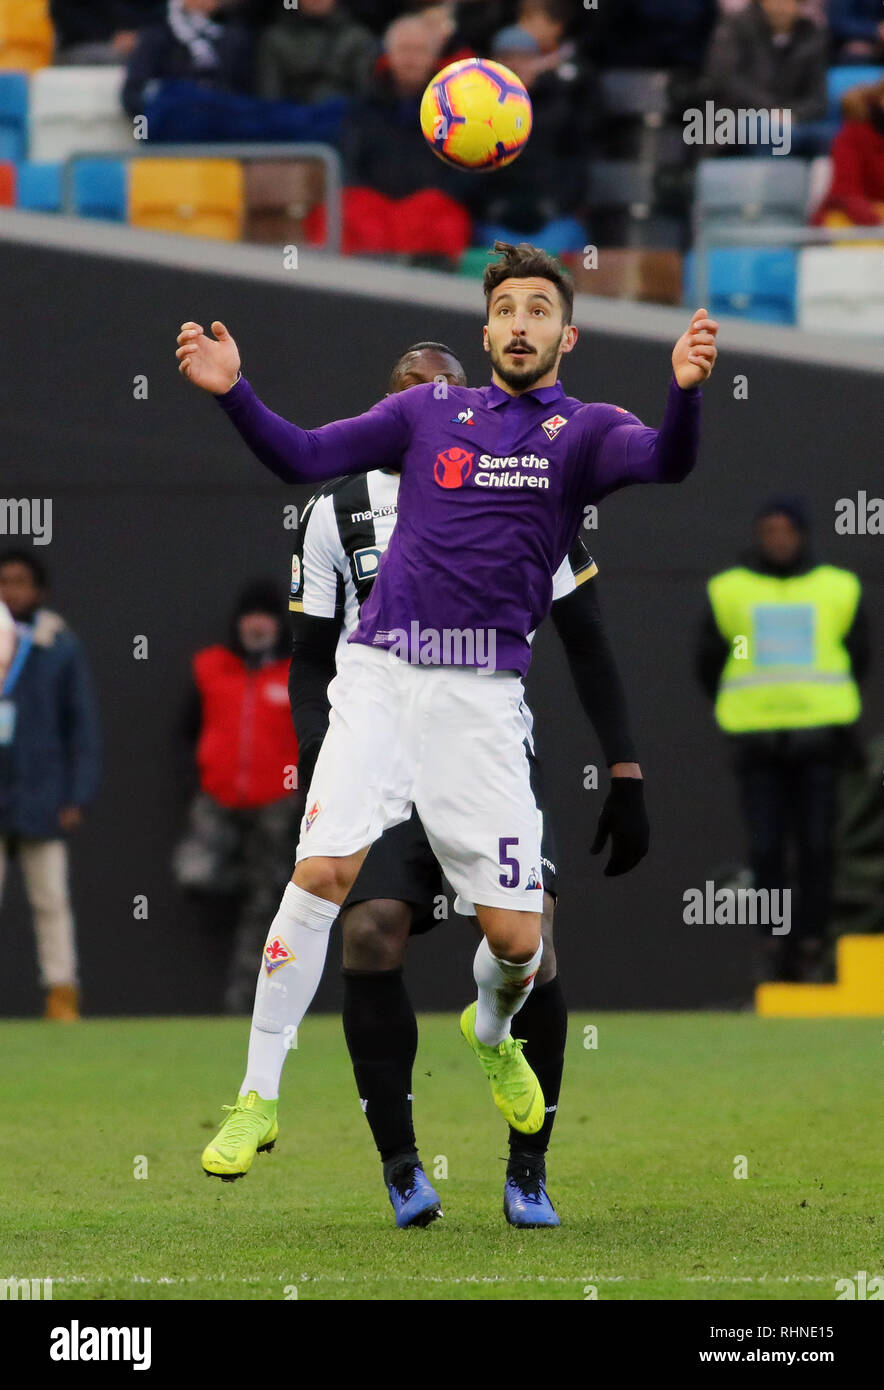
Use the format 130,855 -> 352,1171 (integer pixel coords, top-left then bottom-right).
504,1160 -> 561,1228
386,1160 -> 443,1229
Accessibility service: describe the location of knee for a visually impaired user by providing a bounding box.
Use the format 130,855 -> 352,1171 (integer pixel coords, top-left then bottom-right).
342,899 -> 411,972
294,854 -> 360,905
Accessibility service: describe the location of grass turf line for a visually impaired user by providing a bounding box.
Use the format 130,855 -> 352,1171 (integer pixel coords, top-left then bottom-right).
1,1014 -> 881,1301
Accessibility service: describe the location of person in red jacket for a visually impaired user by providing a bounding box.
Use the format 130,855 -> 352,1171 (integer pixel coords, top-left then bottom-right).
814,77 -> 884,227
174,581 -> 302,1011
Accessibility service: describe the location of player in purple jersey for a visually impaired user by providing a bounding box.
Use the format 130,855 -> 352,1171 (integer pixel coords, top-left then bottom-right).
176,241 -> 718,1203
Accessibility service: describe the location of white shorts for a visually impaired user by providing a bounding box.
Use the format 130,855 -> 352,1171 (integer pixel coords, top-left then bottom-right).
295,642 -> 544,915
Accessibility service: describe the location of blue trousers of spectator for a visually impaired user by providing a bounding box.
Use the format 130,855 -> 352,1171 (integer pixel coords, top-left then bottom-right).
142,82 -> 348,146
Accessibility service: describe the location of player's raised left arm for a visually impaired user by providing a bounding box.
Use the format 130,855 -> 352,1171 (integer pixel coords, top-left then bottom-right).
591,309 -> 718,494
176,321 -> 411,484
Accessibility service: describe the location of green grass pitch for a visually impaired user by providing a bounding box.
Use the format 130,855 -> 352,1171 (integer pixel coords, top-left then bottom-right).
2,1013 -> 881,1301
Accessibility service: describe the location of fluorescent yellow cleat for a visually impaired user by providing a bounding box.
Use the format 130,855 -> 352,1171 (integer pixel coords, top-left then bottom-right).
201,1091 -> 278,1181
460,1002 -> 545,1135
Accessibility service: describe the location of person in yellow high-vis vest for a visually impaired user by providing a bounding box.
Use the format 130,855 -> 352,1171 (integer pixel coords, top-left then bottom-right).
696,497 -> 870,984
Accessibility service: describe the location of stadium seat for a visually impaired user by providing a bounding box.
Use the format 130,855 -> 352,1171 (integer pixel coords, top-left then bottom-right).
242,159 -> 325,246
29,67 -> 132,162
565,248 -> 683,306
128,159 -> 244,241
0,158 -> 14,205
16,159 -> 61,212
684,246 -> 797,323
587,161 -> 686,249
826,65 -> 884,122
73,158 -> 127,220
0,0 -> 53,72
457,247 -> 496,279
0,72 -> 29,163
694,157 -> 810,229
798,247 -> 884,336
599,70 -> 671,125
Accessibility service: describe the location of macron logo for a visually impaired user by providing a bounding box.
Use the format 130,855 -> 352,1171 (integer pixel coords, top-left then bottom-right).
50,1321 -> 151,1371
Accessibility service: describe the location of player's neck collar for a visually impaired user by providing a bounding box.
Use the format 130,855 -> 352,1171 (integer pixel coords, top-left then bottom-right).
486,380 -> 565,408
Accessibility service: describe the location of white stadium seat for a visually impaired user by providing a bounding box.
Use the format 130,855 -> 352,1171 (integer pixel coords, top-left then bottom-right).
797,247 -> 884,336
28,66 -> 133,163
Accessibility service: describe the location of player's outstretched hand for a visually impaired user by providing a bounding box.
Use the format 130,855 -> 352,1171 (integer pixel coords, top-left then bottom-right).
590,776 -> 650,877
672,308 -> 719,389
176,320 -> 241,394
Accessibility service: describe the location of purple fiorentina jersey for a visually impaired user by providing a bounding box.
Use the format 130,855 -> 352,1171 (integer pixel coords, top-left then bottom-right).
217,374 -> 701,676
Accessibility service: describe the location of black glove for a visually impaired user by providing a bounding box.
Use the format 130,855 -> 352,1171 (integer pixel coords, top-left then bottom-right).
590,777 -> 650,877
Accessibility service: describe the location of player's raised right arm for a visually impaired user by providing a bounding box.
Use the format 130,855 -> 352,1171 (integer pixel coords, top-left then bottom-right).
176,320 -> 410,484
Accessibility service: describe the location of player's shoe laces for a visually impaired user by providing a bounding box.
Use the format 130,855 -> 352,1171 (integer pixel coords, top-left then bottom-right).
385,1158 -> 443,1229
201,1091 -> 278,1181
459,1002 -> 545,1135
504,1159 -> 561,1228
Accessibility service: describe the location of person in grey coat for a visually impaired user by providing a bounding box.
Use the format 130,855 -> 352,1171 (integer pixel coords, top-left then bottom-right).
703,0 -> 829,154
0,551 -> 100,1021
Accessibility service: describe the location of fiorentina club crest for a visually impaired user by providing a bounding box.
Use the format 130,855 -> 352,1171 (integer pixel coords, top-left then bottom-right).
305,799 -> 321,830
264,935 -> 294,976
540,413 -> 568,441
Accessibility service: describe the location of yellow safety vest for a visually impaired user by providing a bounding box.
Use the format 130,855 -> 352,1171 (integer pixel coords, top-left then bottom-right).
707,565 -> 862,733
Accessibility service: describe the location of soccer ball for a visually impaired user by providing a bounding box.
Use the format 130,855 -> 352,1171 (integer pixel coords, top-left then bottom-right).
420,58 -> 533,172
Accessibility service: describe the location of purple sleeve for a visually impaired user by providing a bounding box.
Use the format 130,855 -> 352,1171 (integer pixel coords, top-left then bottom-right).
589,376 -> 702,500
214,376 -> 410,484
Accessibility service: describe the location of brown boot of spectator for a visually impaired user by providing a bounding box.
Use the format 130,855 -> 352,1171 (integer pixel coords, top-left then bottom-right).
45,985 -> 80,1021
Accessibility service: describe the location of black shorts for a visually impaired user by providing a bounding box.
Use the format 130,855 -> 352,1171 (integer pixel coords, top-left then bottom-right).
340,753 -> 559,935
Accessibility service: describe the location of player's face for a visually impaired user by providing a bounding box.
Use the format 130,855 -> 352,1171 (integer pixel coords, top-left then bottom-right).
756,514 -> 803,567
483,277 -> 577,393
0,562 -> 42,620
393,350 -> 465,393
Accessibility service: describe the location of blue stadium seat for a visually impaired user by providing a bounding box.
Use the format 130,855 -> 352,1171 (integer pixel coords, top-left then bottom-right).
72,157 -> 127,221
0,72 -> 28,164
684,247 -> 797,324
16,160 -> 61,212
826,66 -> 883,122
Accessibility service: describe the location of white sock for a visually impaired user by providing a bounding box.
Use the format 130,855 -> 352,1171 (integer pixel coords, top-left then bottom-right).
240,882 -> 339,1099
473,936 -> 543,1047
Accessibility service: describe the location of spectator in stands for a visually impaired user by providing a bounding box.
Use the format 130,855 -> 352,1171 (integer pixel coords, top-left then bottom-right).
828,0 -> 884,64
331,13 -> 473,261
703,0 -> 829,155
585,0 -> 718,72
173,582 -> 302,1014
123,0 -> 348,143
123,0 -> 254,116
470,22 -> 593,252
813,75 -> 884,223
255,0 -> 377,105
696,499 -> 870,985
0,552 -> 100,1022
50,1 -> 164,66
719,0 -> 826,24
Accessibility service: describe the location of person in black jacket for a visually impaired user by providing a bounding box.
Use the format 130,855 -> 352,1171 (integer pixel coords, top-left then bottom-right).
122,0 -> 255,117
284,342 -> 649,1229
50,0 -> 165,65
696,497 -> 870,985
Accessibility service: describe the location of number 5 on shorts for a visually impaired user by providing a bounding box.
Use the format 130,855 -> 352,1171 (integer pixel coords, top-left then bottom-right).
498,836 -> 520,888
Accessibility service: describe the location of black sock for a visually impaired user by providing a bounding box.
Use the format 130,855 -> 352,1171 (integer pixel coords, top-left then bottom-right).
342,968 -> 419,1166
507,974 -> 568,1166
